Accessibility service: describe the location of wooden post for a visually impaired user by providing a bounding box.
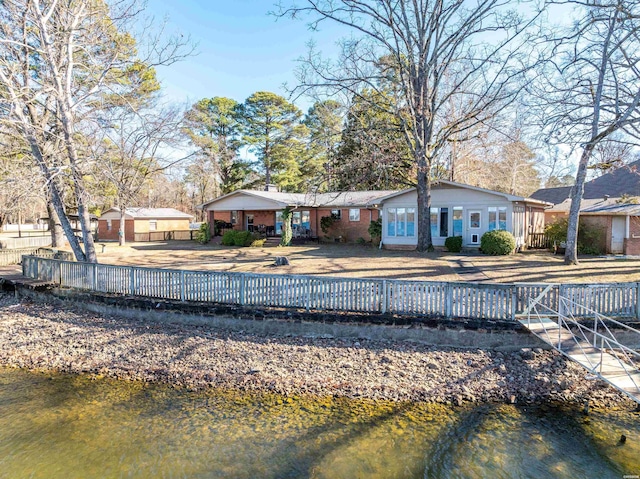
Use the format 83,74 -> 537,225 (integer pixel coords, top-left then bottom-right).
381,280 -> 387,314
92,262 -> 97,291
180,270 -> 185,302
240,274 -> 246,305
636,283 -> 640,319
130,267 -> 135,296
445,283 -> 452,318
306,277 -> 311,311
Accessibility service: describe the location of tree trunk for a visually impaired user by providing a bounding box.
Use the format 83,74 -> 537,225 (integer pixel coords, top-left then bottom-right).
25,136 -> 86,261
119,208 -> 126,246
416,155 -> 433,252
46,198 -> 65,248
564,144 -> 595,265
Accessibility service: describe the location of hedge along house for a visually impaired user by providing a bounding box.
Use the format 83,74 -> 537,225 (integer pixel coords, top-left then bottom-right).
200,189 -> 395,242
378,181 -> 549,250
98,208 -> 194,242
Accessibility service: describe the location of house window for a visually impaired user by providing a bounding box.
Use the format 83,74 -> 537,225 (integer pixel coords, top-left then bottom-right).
429,207 -> 449,237
331,209 -> 342,220
349,209 -> 360,222
149,220 -> 157,231
387,208 -> 415,237
430,207 -> 438,238
469,211 -> 481,229
453,207 -> 463,236
291,211 -> 311,233
230,211 -> 238,225
106,220 -> 112,231
440,207 -> 449,237
488,207 -> 507,231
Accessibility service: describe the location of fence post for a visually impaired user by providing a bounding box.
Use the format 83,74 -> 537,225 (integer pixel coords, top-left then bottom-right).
306,277 -> 311,311
56,260 -> 62,285
130,267 -> 135,296
510,287 -> 516,321
239,274 -> 246,305
445,283 -> 452,318
636,283 -> 640,319
180,270 -> 185,302
381,280 -> 387,314
92,262 -> 97,291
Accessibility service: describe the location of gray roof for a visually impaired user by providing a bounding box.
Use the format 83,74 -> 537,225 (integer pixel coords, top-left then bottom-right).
200,190 -> 397,209
102,207 -> 194,219
581,200 -> 640,216
532,159 -> 640,205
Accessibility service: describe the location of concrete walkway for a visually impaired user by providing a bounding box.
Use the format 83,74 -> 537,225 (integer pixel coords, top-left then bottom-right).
449,256 -> 489,282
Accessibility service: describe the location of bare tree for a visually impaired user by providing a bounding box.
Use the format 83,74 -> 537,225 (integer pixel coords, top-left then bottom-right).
91,103 -> 189,246
279,0 -> 541,251
532,0 -> 640,264
0,0 -> 191,261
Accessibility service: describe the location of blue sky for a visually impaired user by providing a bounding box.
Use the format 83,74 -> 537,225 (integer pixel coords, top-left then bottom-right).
145,1 -> 342,112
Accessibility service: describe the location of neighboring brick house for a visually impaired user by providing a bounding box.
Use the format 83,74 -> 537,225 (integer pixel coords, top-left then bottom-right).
200,189 -> 391,243
98,208 -> 194,242
531,160 -> 640,254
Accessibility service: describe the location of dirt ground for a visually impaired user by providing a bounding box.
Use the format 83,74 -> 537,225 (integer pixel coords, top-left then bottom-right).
86,240 -> 640,284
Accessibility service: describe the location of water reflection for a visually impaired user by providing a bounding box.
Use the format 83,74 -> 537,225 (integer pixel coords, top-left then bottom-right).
0,368 -> 637,478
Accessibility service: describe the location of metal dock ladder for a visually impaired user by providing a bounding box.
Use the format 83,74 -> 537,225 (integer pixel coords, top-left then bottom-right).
517,285 -> 640,404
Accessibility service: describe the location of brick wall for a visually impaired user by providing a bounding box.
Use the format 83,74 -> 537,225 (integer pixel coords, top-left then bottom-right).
626,216 -> 640,255
317,208 -> 380,242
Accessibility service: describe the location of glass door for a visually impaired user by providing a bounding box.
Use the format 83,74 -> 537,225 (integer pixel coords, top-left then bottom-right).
468,210 -> 481,244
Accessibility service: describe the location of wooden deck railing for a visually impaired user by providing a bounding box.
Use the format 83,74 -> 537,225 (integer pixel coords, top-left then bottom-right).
19,256 -> 640,321
527,233 -> 551,249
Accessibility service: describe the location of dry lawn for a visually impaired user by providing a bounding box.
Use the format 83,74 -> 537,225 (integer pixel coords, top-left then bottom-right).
87,240 -> 640,284
96,241 -> 458,281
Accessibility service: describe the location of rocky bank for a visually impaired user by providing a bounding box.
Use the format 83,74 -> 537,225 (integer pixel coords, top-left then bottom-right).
0,292 -> 634,408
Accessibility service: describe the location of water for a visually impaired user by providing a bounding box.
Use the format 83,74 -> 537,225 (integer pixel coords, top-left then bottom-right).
0,367 -> 638,479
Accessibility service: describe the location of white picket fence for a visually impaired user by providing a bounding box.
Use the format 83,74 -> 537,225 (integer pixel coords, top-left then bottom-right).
0,248 -> 74,266
0,236 -> 52,249
20,256 -> 640,320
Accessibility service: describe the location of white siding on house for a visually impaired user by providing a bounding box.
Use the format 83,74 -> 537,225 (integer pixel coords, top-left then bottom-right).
382,187 -> 525,248
204,194 -> 286,211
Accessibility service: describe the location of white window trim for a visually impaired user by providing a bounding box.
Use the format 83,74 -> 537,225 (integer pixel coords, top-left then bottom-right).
349,208 -> 360,222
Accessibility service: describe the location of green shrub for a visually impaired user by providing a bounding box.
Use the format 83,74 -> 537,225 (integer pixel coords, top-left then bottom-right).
544,217 -> 605,255
222,230 -> 257,247
280,206 -> 293,246
368,217 -> 382,242
320,215 -> 335,234
195,222 -> 211,244
444,235 -> 463,253
233,230 -> 254,247
250,238 -> 266,247
480,230 -> 516,255
356,237 -> 367,245
221,230 -> 237,246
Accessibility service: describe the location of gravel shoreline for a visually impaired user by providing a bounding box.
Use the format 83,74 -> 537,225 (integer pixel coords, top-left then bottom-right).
0,292 -> 634,409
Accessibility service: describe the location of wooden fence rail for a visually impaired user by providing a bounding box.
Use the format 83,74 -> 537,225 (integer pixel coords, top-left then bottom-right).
132,230 -> 196,243
20,256 -> 640,321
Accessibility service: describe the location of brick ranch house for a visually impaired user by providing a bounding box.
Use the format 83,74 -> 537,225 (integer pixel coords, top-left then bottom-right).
200,181 -> 549,249
200,188 -> 393,243
531,159 -> 640,255
98,207 -> 194,242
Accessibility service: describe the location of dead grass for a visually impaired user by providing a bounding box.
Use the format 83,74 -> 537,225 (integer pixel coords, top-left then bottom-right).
78,241 -> 640,284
